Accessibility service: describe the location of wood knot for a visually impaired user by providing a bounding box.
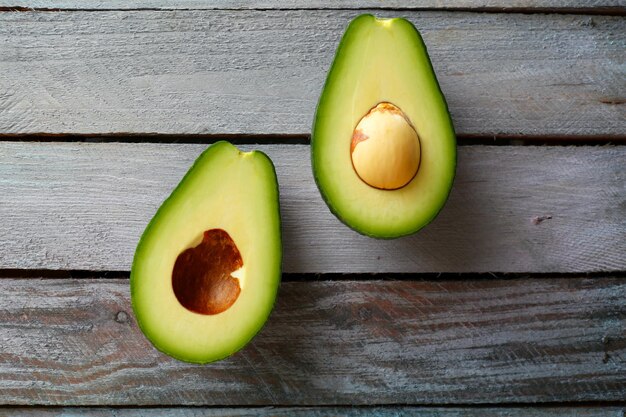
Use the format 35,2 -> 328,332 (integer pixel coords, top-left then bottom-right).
115,311 -> 129,323
530,215 -> 552,225
359,307 -> 372,320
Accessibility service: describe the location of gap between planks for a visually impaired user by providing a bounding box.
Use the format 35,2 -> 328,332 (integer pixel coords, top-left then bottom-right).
0,133 -> 625,146
0,1 -> 624,15
0,405 -> 624,417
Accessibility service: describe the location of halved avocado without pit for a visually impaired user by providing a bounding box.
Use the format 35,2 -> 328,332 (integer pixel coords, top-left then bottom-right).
311,15 -> 457,238
131,141 -> 281,364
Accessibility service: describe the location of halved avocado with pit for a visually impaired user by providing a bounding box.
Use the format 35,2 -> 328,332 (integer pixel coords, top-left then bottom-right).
311,14 -> 456,238
131,141 -> 281,364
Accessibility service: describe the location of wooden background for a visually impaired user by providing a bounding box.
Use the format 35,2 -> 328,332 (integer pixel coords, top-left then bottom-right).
0,1 -> 624,416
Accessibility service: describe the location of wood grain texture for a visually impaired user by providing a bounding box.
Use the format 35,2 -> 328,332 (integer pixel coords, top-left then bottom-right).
0,11 -> 624,137
1,142 -> 624,273
0,278 -> 624,405
2,406 -> 624,417
2,0 -> 624,11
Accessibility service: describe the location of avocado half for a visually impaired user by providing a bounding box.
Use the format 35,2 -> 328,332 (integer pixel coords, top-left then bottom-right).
131,141 -> 281,364
311,15 -> 456,238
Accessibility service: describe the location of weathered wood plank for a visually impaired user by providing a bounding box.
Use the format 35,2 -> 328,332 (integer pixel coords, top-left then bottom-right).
2,0 -> 624,11
1,142 -> 624,273
1,406 -> 624,417
0,11 -> 623,137
0,278 -> 624,405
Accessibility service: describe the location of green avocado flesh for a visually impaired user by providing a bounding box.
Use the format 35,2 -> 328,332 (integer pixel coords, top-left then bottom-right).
311,15 -> 456,238
131,141 -> 281,364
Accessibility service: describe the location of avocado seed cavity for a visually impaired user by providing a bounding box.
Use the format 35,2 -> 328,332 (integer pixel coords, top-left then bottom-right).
351,102 -> 421,190
172,229 -> 243,315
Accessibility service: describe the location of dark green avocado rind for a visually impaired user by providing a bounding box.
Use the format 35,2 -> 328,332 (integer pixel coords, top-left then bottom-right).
130,141 -> 282,364
311,14 -> 457,239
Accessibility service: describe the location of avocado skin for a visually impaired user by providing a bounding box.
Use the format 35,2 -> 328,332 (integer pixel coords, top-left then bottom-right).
311,14 -> 457,239
131,141 -> 282,364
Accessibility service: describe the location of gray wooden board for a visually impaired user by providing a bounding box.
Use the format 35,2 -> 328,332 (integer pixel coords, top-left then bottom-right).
1,406 -> 624,417
0,277 -> 624,405
2,0 -> 624,10
0,278 -> 626,406
0,11 -> 624,137
1,142 -> 624,273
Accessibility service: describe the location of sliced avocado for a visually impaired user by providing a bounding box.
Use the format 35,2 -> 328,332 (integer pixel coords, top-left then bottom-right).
311,14 -> 456,238
131,141 -> 281,364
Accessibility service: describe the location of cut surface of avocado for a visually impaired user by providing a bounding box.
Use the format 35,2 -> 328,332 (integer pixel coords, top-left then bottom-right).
311,14 -> 456,238
131,141 -> 281,364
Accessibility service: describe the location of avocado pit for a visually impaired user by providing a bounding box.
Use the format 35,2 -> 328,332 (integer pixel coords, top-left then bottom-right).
350,102 -> 421,190
172,229 -> 242,315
